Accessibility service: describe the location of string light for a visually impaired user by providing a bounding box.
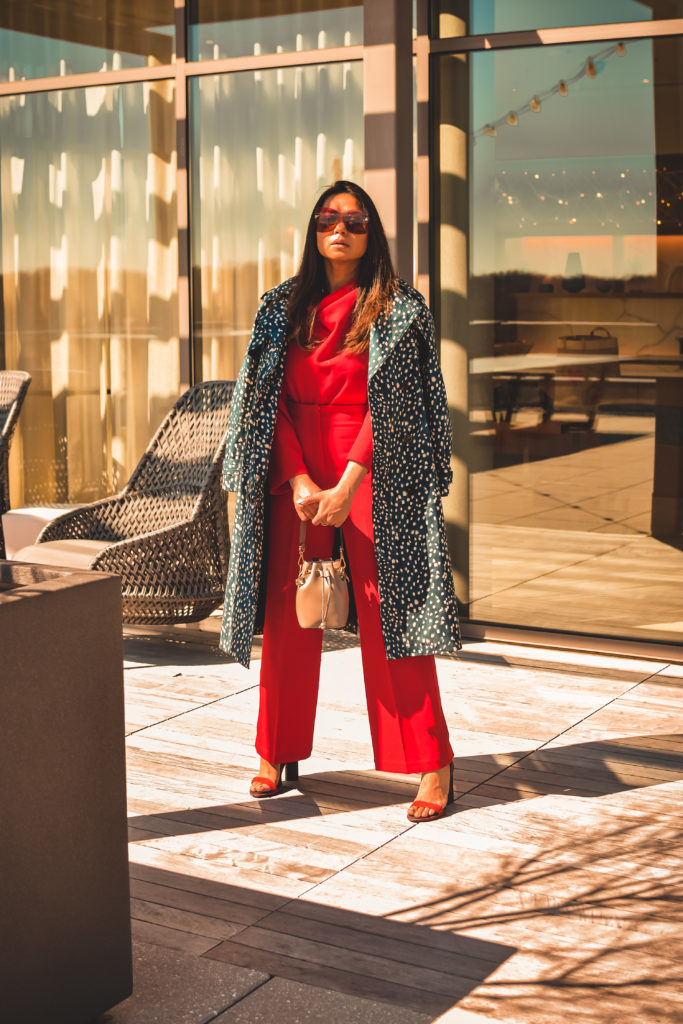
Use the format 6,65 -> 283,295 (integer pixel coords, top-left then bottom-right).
472,42 -> 626,142
498,162 -> 662,234
487,127 -> 676,233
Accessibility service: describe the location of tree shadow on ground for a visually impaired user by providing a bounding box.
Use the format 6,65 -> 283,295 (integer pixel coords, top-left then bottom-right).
122,789 -> 683,1022
400,812 -> 683,1023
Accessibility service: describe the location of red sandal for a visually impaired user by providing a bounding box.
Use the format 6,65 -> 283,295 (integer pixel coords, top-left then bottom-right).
249,760 -> 299,798
407,761 -> 454,823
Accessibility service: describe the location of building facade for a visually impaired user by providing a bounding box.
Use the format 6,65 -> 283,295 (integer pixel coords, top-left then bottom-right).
1,1 -> 682,650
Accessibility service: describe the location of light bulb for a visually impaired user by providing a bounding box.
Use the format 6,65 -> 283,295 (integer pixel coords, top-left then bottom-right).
529,96 -> 541,112
506,111 -> 518,127
586,58 -> 597,78
559,81 -> 568,97
616,42 -> 626,56
483,124 -> 497,137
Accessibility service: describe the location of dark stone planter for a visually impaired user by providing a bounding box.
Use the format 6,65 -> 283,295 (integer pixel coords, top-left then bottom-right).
1,561 -> 132,1024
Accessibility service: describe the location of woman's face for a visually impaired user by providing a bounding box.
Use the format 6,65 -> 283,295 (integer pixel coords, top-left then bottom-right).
315,193 -> 369,270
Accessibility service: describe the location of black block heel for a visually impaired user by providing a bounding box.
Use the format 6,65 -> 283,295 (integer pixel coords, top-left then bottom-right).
284,761 -> 299,782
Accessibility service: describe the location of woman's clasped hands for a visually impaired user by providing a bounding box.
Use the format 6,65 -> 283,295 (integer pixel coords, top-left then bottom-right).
290,462 -> 367,527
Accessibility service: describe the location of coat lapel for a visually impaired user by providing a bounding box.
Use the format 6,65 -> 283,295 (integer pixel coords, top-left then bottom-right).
368,286 -> 422,380
253,280 -> 421,386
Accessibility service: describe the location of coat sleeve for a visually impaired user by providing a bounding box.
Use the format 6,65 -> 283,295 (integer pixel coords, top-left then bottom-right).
221,313 -> 265,492
415,306 -> 453,497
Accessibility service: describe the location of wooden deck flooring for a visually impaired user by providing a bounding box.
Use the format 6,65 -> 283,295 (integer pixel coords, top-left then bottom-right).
120,631 -> 683,1023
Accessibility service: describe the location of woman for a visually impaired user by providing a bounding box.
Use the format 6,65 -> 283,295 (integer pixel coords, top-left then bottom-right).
220,181 -> 461,822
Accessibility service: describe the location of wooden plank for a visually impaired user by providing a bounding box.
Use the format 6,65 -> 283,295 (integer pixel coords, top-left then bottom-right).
282,898 -> 509,959
131,918 -> 222,956
205,938 -> 460,1017
253,909 -> 513,980
129,808 -> 374,860
127,813 -> 368,878
130,878 -> 271,927
126,789 -> 400,848
517,748 -> 683,784
128,842 -> 316,899
456,642 -> 667,681
127,861 -> 286,914
130,896 -> 247,941
219,923 -> 495,998
129,829 -> 338,886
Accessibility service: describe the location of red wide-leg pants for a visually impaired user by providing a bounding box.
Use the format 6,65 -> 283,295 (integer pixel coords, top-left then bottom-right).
257,402 -> 453,774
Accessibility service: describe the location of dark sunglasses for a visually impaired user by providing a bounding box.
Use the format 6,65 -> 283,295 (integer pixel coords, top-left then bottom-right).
315,207 -> 369,235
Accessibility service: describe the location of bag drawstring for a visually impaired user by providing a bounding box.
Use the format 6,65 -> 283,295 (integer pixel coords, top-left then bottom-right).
320,565 -> 333,627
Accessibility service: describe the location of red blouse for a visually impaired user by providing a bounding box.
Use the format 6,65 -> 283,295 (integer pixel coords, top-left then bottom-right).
269,281 -> 373,493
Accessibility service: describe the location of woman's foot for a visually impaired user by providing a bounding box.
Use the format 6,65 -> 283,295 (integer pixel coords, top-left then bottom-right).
407,762 -> 453,822
249,758 -> 299,797
249,757 -> 282,797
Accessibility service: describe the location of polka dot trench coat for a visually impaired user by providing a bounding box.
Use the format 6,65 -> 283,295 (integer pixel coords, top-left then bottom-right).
219,277 -> 462,668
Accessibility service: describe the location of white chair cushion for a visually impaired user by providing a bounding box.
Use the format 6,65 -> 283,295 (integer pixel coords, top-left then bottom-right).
14,539 -> 111,570
2,505 -> 85,558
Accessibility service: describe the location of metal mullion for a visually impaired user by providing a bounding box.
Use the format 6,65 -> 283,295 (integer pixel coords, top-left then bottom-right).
0,64 -> 175,98
0,47 -> 364,100
184,44 -> 363,79
431,18 -> 683,54
462,622 -> 683,665
415,0 -> 430,299
175,0 -> 192,392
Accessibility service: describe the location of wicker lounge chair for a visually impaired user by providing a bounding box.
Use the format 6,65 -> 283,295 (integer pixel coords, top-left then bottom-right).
0,370 -> 32,559
15,380 -> 235,624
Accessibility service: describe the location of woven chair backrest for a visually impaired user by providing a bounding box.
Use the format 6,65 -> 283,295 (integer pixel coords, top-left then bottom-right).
125,381 -> 235,508
0,370 -> 32,443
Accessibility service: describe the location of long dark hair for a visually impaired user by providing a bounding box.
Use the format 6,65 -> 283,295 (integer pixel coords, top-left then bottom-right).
286,180 -> 398,353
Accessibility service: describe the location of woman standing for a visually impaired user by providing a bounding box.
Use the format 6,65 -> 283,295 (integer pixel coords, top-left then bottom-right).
220,181 -> 461,822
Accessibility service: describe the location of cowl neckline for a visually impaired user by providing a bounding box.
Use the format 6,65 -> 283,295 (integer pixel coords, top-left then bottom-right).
314,281 -> 358,340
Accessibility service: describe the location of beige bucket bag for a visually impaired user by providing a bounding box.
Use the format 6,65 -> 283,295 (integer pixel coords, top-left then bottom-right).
295,521 -> 349,629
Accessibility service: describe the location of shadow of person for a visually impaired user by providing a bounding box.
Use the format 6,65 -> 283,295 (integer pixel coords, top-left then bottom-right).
126,733 -> 683,840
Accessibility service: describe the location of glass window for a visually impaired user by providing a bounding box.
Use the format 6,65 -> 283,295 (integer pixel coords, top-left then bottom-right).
189,0 -> 362,61
437,37 -> 683,645
0,0 -> 174,82
190,60 -> 364,381
435,0 -> 682,37
0,82 -> 179,504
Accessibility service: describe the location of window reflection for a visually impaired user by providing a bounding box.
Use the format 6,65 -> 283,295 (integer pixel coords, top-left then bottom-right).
190,60 -> 364,382
189,0 -> 362,61
0,84 -> 179,504
0,0 -> 174,82
437,0 -> 682,36
451,38 -> 683,643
